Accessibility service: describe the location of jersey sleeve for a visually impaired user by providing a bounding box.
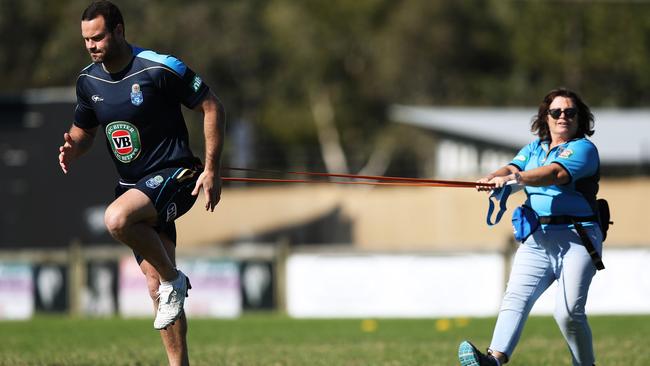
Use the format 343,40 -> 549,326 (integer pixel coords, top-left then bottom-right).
73,76 -> 99,129
509,141 -> 535,170
159,55 -> 210,109
550,139 -> 599,182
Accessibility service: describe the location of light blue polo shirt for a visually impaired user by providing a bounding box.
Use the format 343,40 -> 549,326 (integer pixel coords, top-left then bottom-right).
509,138 -> 599,217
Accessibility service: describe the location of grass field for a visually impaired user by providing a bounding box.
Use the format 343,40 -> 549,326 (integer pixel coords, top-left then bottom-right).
1,314 -> 649,365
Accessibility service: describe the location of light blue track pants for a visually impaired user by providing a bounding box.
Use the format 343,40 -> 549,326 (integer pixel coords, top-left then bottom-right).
489,225 -> 602,366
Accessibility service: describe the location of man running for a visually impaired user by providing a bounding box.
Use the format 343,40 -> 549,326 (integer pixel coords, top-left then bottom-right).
58,1 -> 225,364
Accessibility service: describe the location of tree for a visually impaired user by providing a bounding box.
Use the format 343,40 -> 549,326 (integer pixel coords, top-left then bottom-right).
3,0 -> 650,175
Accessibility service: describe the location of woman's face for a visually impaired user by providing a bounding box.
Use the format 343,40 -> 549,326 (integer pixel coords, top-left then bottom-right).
547,96 -> 578,142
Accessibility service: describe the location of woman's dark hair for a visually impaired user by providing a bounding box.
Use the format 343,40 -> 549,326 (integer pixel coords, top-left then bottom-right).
81,1 -> 124,33
531,88 -> 594,140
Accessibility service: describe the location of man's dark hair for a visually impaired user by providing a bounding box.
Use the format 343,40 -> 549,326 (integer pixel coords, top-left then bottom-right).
81,1 -> 124,33
531,87 -> 595,141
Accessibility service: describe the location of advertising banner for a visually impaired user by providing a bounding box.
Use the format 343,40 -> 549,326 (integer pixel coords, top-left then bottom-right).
177,258 -> 242,318
33,263 -> 68,313
118,256 -> 242,318
0,262 -> 33,319
240,261 -> 275,311
83,260 -> 118,316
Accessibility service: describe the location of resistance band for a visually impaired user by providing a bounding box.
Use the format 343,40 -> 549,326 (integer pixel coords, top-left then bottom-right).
222,166 -> 494,189
220,167 -> 520,226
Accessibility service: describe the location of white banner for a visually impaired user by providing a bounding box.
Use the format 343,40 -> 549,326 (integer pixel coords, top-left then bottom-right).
287,253 -> 504,318
288,249 -> 650,318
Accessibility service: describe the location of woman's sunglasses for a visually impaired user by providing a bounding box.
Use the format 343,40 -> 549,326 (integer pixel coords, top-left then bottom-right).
548,108 -> 577,119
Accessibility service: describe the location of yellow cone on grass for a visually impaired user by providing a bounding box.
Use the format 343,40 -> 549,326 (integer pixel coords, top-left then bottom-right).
361,319 -> 378,333
435,318 -> 452,332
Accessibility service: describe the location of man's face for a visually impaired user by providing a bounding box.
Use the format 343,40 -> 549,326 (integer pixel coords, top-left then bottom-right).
81,15 -> 120,63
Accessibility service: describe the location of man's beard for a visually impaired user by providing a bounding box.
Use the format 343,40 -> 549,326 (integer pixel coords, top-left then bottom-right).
91,42 -> 119,64
90,53 -> 104,63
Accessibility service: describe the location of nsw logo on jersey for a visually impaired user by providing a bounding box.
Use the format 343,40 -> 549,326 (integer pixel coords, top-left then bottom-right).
130,83 -> 143,106
106,121 -> 142,163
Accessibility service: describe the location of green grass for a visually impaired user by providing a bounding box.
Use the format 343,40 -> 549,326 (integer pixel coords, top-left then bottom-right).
0,314 -> 649,365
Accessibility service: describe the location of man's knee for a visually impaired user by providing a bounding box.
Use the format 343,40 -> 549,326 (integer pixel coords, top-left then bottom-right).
105,189 -> 158,240
104,206 -> 129,239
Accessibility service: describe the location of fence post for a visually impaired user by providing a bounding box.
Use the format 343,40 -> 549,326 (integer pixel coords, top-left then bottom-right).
275,237 -> 290,314
68,239 -> 85,317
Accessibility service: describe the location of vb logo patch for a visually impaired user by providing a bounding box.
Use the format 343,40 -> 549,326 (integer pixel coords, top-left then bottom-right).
106,121 -> 142,163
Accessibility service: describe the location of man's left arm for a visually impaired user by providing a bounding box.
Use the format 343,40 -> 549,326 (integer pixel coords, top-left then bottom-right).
191,91 -> 226,211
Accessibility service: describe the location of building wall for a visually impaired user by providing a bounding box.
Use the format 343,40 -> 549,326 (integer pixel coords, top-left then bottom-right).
177,178 -> 650,250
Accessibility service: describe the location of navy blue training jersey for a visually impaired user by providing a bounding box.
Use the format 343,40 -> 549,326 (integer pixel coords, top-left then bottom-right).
74,45 -> 209,182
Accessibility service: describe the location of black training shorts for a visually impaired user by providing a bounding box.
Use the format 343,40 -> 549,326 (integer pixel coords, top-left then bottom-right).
115,166 -> 201,264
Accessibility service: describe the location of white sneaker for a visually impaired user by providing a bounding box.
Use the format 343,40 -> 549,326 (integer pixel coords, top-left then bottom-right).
154,270 -> 191,330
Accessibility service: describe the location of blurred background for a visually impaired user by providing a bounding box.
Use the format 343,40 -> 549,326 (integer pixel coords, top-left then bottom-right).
1,0 -> 649,319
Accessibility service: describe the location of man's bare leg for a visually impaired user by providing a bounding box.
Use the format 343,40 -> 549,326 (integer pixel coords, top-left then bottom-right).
104,189 -> 177,281
141,234 -> 189,366
160,312 -> 189,366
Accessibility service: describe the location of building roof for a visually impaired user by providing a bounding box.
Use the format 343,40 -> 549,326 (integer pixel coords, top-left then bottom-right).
390,105 -> 650,165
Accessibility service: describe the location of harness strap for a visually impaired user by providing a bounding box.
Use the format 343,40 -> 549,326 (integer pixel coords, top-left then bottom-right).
539,215 -> 597,225
571,219 -> 605,271
487,185 -> 511,226
486,181 -> 523,226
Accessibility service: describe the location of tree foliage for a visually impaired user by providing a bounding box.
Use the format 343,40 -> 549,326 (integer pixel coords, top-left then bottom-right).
2,0 -> 649,172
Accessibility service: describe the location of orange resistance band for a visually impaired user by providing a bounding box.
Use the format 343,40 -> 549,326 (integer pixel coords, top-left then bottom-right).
222,167 -> 494,189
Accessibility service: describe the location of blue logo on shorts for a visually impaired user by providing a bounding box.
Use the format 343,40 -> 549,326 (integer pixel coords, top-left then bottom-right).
146,175 -> 164,189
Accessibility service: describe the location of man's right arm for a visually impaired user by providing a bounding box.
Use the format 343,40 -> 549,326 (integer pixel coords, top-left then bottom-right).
58,124 -> 98,174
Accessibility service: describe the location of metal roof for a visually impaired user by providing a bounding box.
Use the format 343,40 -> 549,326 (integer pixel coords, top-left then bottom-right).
390,104 -> 650,165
